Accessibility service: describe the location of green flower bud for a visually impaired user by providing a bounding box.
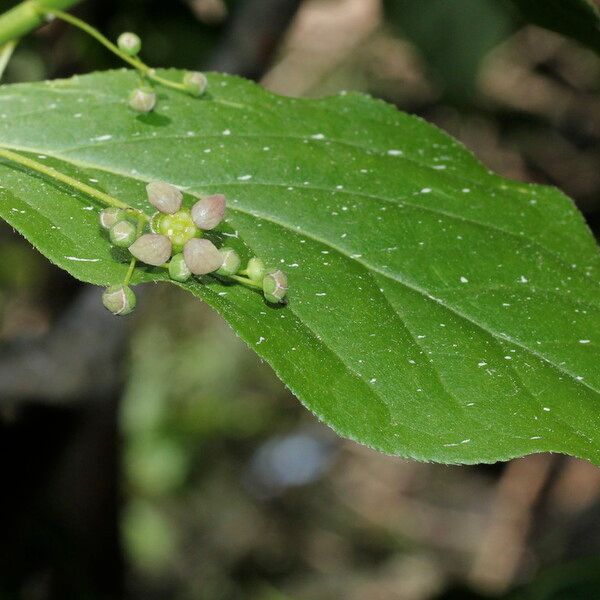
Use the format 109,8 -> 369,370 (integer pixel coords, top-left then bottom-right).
129,87 -> 156,113
245,257 -> 266,282
102,284 -> 136,315
191,194 -> 226,230
168,253 -> 192,282
100,207 -> 127,230
262,269 -> 288,304
182,71 -> 208,97
183,238 -> 223,275
109,219 -> 138,247
146,181 -> 183,214
117,32 -> 142,56
216,247 -> 241,276
129,233 -> 172,266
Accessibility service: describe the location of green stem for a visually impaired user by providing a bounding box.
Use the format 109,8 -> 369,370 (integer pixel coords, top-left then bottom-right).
0,39 -> 17,82
160,264 -> 262,291
0,146 -> 147,218
44,9 -> 189,94
0,0 -> 80,46
229,274 -> 263,290
123,215 -> 145,285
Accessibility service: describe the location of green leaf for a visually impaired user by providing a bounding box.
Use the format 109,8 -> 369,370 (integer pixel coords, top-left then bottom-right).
0,70 -> 598,465
507,0 -> 600,54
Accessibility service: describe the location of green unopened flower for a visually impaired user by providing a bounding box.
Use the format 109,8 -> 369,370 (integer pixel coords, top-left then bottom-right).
217,247 -> 241,276
100,207 -> 127,230
183,238 -> 223,275
146,181 -> 183,214
168,253 -> 192,282
129,233 -> 172,266
102,284 -> 136,315
191,194 -> 226,230
152,209 -> 200,252
117,32 -> 141,56
129,87 -> 156,113
263,269 -> 288,304
245,257 -> 266,282
182,71 -> 208,97
109,219 -> 138,247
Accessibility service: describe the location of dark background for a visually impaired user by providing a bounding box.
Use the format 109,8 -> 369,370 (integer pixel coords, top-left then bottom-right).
1,1 -> 600,598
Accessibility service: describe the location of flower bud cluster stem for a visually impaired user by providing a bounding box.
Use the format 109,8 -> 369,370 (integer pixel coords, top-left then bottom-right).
40,8 -> 191,95
0,146 -> 144,217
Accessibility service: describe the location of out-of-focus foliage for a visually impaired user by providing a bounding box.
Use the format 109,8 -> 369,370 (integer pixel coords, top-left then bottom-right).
383,0 -> 515,103
506,0 -> 600,55
507,557 -> 600,599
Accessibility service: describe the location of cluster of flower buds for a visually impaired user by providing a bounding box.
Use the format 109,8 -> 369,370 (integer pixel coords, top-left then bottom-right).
99,181 -> 288,315
118,30 -> 208,114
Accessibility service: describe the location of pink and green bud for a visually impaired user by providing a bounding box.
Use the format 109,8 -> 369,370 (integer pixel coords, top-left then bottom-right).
109,219 -> 138,247
102,284 -> 136,316
216,247 -> 241,276
146,181 -> 183,214
100,207 -> 127,230
183,238 -> 223,275
117,32 -> 141,56
191,194 -> 226,230
129,87 -> 156,113
245,257 -> 266,282
262,269 -> 288,304
182,71 -> 208,97
129,233 -> 172,266
168,253 -> 192,282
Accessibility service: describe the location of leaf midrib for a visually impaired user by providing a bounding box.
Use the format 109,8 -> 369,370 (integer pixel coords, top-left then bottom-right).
1,140 -> 584,276
1,143 -> 596,398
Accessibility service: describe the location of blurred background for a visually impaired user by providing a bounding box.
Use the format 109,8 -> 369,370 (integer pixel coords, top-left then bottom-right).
1,0 -> 600,598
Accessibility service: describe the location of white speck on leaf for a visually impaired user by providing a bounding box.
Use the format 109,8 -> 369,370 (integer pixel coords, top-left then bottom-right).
65,256 -> 99,262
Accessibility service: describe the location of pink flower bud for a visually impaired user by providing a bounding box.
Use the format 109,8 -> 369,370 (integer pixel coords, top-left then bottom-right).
129,233 -> 172,266
146,181 -> 183,214
191,194 -> 226,230
183,238 -> 223,275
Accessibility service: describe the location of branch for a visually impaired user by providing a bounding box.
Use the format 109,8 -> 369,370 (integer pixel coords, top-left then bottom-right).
0,0 -> 81,46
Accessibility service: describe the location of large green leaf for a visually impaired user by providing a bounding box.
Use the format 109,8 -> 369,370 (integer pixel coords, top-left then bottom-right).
0,70 -> 598,464
507,0 -> 600,54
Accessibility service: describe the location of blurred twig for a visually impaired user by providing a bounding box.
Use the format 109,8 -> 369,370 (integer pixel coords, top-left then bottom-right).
205,0 -> 303,78
469,454 -> 555,594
